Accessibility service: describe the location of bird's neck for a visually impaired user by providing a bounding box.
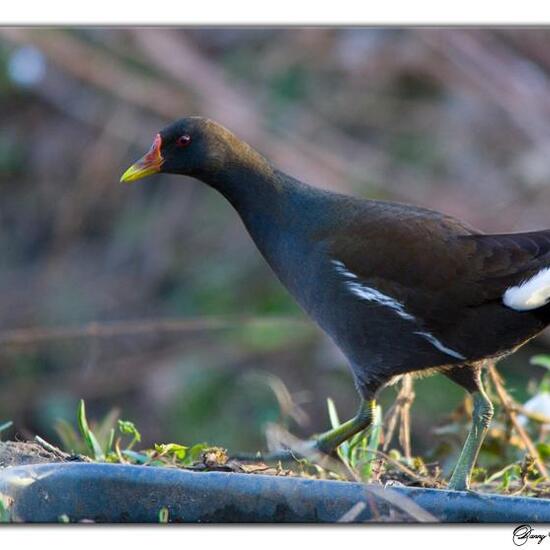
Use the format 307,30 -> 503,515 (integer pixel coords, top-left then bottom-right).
198,152 -> 333,257
204,148 -> 281,212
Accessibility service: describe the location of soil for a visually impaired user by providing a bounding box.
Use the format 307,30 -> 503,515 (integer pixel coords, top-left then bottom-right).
0,440 -> 292,476
0,440 -> 89,468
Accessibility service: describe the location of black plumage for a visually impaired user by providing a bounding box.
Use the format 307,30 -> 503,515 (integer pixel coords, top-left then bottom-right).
121,117 -> 550,490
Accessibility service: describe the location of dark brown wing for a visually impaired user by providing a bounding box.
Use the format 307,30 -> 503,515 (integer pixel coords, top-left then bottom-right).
457,230 -> 550,298
326,204 -> 550,322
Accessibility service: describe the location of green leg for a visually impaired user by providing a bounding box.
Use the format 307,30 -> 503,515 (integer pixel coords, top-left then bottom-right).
236,399 -> 376,461
448,388 -> 494,491
315,399 -> 376,453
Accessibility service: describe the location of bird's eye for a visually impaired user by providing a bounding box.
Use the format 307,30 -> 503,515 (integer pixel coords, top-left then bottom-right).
176,134 -> 192,148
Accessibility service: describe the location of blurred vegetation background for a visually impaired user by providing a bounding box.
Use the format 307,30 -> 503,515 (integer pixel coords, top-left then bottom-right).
0,28 -> 549,476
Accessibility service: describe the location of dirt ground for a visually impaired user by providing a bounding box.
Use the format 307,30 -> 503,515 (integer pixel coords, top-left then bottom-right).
0,441 -> 88,468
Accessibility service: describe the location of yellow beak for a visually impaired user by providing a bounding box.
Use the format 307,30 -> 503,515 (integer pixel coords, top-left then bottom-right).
120,134 -> 164,183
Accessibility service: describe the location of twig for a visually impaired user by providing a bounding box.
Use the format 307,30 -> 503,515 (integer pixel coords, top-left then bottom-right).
34,435 -> 67,457
398,376 -> 415,461
383,375 -> 415,462
34,435 -> 89,462
372,449 -> 443,488
515,405 -> 550,426
262,423 -> 359,482
363,484 -> 439,523
487,362 -> 549,480
337,502 -> 367,523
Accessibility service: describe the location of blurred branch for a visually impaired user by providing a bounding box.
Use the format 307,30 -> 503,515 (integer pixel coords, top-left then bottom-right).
0,28 -> 355,193
0,315 -> 308,347
2,27 -> 530,221
418,29 -> 550,146
48,107 -> 135,255
516,406 -> 550,426
0,28 -> 188,120
130,29 -> 359,192
244,371 -> 310,428
0,331 -> 311,416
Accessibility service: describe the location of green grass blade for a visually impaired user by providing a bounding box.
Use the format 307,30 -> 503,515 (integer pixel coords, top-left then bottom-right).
77,399 -> 105,461
530,355 -> 550,370
106,428 -> 115,455
327,397 -> 340,429
0,499 -> 11,523
361,404 -> 382,480
93,408 -> 120,451
54,418 -> 85,455
0,421 -> 13,441
326,397 -> 350,460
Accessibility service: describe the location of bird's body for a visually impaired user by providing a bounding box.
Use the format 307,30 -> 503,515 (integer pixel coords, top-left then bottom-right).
121,117 -> 550,490
191,156 -> 550,399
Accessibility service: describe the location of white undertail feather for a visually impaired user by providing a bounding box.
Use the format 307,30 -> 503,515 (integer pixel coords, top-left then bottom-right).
331,259 -> 465,360
503,266 -> 550,311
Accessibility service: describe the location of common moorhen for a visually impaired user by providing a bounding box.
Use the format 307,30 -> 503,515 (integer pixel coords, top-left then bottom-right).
121,117 -> 550,490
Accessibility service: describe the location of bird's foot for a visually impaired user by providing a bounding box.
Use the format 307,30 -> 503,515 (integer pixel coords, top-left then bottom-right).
446,480 -> 492,499
447,477 -> 489,498
230,401 -> 375,464
447,477 -> 469,492
230,438 -> 332,464
447,482 -> 472,493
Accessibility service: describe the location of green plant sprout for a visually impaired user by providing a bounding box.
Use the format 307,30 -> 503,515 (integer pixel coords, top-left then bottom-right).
43,372 -> 548,497
158,507 -> 169,523
0,500 -> 11,523
77,399 -> 105,461
56,399 -> 212,468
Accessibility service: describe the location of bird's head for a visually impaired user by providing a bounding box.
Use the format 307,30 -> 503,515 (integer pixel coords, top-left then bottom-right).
120,116 -> 238,183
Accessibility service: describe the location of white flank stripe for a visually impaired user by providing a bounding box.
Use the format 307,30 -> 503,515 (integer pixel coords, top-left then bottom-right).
331,260 -> 415,321
414,331 -> 466,360
345,280 -> 416,321
332,259 -> 465,361
503,266 -> 550,311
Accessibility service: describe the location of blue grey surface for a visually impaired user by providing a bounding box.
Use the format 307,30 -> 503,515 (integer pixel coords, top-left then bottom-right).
0,462 -> 548,523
